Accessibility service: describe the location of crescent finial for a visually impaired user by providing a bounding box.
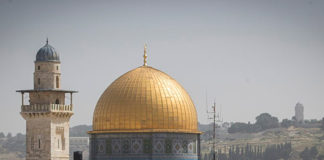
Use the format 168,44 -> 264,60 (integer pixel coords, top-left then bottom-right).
143,44 -> 147,66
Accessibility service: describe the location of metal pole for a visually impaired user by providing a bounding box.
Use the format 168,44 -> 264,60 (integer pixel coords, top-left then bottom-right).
213,102 -> 216,160
21,92 -> 24,106
70,93 -> 73,105
207,100 -> 218,160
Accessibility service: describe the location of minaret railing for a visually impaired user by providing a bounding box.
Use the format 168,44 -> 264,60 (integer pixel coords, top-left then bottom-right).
21,104 -> 73,112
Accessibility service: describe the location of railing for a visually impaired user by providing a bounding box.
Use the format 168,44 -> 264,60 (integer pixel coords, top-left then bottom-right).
21,104 -> 73,112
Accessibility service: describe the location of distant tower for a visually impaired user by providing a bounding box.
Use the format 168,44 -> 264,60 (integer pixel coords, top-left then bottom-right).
295,102 -> 304,123
17,40 -> 77,160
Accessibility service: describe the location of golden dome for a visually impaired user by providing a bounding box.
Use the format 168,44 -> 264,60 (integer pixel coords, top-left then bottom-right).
91,66 -> 200,134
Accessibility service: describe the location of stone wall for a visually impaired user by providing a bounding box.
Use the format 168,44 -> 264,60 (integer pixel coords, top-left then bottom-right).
26,117 -> 52,160
51,117 -> 71,160
29,92 -> 65,105
34,61 -> 61,89
24,115 -> 71,160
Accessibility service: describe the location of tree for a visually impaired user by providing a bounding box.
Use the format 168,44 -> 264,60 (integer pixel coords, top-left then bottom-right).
0,132 -> 5,138
318,155 -> 324,160
228,122 -> 249,133
228,122 -> 263,133
310,146 -> 319,159
203,153 -> 208,160
6,132 -> 12,138
281,119 -> 294,128
310,119 -> 318,123
300,147 -> 311,160
255,113 -> 279,130
16,133 -> 23,138
321,117 -> 324,130
282,142 -> 292,160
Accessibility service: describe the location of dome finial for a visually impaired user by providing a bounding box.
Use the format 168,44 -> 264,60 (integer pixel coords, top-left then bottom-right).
46,37 -> 49,45
143,44 -> 148,66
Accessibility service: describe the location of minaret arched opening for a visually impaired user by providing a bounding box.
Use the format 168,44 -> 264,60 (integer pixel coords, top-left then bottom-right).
55,99 -> 59,104
56,76 -> 59,88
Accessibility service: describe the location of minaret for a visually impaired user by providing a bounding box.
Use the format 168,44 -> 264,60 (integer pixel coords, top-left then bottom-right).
17,39 -> 77,160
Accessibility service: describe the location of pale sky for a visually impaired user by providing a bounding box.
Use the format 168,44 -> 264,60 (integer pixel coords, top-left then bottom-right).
0,0 -> 324,134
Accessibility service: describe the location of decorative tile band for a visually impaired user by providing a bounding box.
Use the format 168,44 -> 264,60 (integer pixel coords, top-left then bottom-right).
89,133 -> 200,160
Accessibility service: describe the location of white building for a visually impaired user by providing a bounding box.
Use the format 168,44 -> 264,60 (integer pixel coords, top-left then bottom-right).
295,102 -> 304,123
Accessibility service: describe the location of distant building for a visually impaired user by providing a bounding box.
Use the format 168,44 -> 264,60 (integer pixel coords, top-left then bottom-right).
295,102 -> 304,123
69,137 -> 89,160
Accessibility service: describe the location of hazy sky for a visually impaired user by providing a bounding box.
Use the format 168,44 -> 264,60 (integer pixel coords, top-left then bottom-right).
1,0 -> 323,134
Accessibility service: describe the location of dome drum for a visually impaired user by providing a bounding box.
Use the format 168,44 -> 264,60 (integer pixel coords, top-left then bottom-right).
89,132 -> 200,159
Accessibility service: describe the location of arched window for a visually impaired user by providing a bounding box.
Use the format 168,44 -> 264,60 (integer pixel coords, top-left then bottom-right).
56,66 -> 59,70
38,139 -> 41,149
55,99 -> 59,104
38,66 -> 40,70
31,137 -> 34,150
56,76 -> 59,88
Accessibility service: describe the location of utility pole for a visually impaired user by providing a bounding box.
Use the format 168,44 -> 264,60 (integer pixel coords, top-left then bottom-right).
207,102 -> 217,160
207,101 -> 224,160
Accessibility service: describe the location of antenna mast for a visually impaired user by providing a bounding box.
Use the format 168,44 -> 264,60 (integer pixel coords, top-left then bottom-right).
207,101 -> 217,160
207,100 -> 224,160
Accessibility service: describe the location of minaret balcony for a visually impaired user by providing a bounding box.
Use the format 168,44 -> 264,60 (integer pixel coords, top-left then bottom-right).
21,104 -> 73,113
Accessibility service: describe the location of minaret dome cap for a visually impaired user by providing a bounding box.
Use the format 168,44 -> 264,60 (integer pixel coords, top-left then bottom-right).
36,39 -> 60,62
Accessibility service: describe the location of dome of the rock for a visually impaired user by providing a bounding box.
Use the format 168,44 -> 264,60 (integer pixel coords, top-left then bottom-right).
89,46 -> 201,160
91,66 -> 199,133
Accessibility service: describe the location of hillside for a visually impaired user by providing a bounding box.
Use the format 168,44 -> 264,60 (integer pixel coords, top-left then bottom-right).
70,125 -> 92,137
0,134 -> 25,160
201,127 -> 324,159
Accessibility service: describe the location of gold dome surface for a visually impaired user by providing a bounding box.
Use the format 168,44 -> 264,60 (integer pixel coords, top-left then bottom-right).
91,66 -> 200,134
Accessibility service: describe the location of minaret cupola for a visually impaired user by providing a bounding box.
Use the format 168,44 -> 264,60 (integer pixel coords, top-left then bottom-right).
34,39 -> 61,90
36,38 -> 60,62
